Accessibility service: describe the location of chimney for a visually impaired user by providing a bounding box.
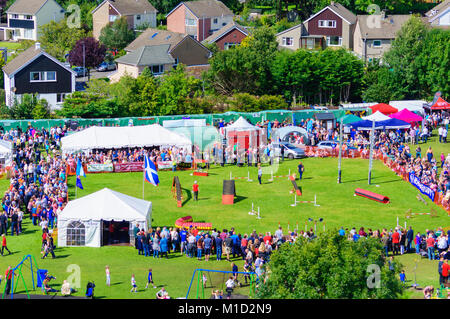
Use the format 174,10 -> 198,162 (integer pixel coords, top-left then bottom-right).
35,42 -> 41,50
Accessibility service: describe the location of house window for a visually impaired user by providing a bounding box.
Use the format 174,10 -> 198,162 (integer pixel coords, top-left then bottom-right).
151,65 -> 164,75
185,18 -> 196,26
109,15 -> 118,23
372,40 -> 382,47
26,15 -> 33,20
30,71 -> 57,82
56,93 -> 66,103
282,37 -> 293,46
136,15 -> 141,20
213,18 -> 218,24
224,42 -> 237,50
12,14 -> 19,19
66,221 -> 85,246
327,36 -> 342,46
24,29 -> 33,39
318,20 -> 336,28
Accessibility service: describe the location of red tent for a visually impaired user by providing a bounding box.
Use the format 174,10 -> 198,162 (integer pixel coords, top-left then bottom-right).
370,103 -> 398,115
430,97 -> 450,110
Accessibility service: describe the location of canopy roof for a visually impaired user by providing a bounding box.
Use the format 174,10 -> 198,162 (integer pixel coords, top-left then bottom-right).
59,188 -> 152,222
0,139 -> 12,156
225,116 -> 261,132
362,111 -> 390,121
338,114 -> 362,124
370,103 -> 398,115
61,124 -> 192,153
272,126 -> 308,141
389,100 -> 427,113
348,118 -> 410,130
389,108 -> 423,123
430,97 -> 450,110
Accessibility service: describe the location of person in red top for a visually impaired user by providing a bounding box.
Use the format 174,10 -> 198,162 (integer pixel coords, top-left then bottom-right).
426,234 -> 436,260
392,230 -> 400,255
263,232 -> 272,245
442,259 -> 450,284
1,234 -> 11,256
240,235 -> 248,260
4,266 -> 15,295
192,181 -> 199,201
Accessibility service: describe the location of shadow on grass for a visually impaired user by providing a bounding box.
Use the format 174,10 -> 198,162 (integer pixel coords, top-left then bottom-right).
181,188 -> 192,206
234,195 -> 247,204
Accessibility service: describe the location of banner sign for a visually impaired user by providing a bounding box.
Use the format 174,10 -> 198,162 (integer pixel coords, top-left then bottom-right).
157,161 -> 173,170
114,162 -> 144,173
87,163 -> 113,173
409,172 -> 435,201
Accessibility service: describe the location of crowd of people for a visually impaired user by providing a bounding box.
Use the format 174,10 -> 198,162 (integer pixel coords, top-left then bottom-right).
0,109 -> 448,298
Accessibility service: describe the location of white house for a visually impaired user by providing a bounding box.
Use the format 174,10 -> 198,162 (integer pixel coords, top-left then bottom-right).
3,0 -> 65,41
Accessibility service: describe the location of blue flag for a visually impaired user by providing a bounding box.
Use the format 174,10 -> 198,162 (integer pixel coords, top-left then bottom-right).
144,155 -> 159,186
76,176 -> 83,190
76,158 -> 86,177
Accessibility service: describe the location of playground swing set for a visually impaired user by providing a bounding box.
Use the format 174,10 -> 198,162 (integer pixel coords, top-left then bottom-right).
186,269 -> 258,299
1,254 -> 45,299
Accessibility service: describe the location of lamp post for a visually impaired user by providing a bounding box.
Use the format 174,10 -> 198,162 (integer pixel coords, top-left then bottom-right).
368,120 -> 375,184
337,117 -> 343,183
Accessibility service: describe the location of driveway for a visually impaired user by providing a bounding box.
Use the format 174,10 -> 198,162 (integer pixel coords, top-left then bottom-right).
75,69 -> 117,82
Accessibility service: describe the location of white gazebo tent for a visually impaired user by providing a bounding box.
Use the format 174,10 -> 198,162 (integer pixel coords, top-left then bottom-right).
389,100 -> 427,114
61,124 -> 192,154
0,140 -> 13,167
362,111 -> 391,122
57,188 -> 152,247
224,117 -> 265,163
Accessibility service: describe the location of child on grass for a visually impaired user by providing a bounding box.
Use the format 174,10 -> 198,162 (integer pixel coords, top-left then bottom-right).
130,274 -> 137,293
105,266 -> 110,287
145,268 -> 156,289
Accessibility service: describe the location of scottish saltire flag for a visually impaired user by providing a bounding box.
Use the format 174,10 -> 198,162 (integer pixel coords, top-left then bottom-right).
76,176 -> 83,190
76,158 -> 86,177
144,155 -> 159,186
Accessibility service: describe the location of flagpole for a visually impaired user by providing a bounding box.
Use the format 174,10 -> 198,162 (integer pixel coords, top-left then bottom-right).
142,166 -> 145,200
75,176 -> 78,199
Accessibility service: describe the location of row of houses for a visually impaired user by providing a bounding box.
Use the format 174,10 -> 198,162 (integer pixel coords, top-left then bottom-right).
276,1 -> 449,61
1,0 -> 448,110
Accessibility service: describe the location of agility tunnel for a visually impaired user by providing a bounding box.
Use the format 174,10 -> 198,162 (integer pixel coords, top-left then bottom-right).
222,180 -> 236,205
175,216 -> 212,230
354,188 -> 390,204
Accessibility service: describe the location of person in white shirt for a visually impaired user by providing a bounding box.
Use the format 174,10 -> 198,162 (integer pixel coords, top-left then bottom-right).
438,126 -> 444,143
225,276 -> 235,299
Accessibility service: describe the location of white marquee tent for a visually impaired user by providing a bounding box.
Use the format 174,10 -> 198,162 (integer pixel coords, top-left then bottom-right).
0,140 -> 13,166
61,124 -> 192,154
362,111 -> 391,122
389,100 -> 427,113
57,188 -> 152,247
225,116 -> 261,132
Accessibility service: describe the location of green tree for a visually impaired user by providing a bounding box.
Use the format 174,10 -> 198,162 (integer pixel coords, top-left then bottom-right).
415,28 -> 450,99
207,25 -> 278,96
383,15 -> 428,99
9,94 -> 38,119
99,16 -> 136,51
39,18 -> 89,61
256,230 -> 404,299
154,64 -> 202,115
362,62 -> 405,103
32,99 -> 51,119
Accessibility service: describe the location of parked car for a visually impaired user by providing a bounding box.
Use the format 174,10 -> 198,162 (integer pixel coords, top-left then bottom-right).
274,142 -> 306,159
73,67 -> 88,77
75,81 -> 87,91
96,61 -> 116,72
316,140 -> 357,150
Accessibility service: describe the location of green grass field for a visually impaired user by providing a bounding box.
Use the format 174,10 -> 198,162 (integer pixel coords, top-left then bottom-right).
0,138 -> 448,299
